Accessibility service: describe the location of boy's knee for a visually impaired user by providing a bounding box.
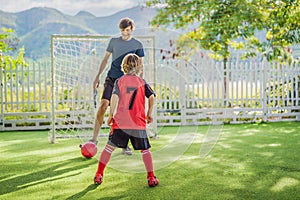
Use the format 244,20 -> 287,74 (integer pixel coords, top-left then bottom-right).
141,149 -> 150,153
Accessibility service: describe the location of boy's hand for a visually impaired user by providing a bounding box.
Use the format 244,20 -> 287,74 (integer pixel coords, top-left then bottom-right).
107,116 -> 114,126
147,114 -> 153,124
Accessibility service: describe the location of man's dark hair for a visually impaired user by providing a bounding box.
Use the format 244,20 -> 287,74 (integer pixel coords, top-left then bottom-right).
119,17 -> 135,30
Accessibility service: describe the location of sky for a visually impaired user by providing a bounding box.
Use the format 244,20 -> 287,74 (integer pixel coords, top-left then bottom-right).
0,0 -> 146,17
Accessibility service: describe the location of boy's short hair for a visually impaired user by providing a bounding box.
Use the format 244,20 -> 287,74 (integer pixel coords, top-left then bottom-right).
121,53 -> 141,74
119,17 -> 135,30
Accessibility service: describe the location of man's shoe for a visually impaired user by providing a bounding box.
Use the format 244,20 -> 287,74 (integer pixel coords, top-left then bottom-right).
122,146 -> 133,155
89,139 -> 98,145
94,173 -> 103,185
148,176 -> 159,187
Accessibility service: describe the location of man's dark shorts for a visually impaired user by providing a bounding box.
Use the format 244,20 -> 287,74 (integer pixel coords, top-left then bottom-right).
101,77 -> 118,101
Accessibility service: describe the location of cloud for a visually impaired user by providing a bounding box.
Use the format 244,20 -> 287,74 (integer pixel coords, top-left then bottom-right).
0,0 -> 145,16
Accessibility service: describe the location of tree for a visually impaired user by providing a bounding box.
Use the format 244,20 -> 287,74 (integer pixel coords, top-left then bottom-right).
146,0 -> 300,104
0,27 -> 27,71
247,0 -> 300,63
147,0 -> 261,103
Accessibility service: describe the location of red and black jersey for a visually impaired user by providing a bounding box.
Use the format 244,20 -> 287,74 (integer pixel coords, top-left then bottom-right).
112,75 -> 155,130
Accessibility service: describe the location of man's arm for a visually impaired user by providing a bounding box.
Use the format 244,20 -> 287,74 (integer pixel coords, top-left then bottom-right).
93,51 -> 111,90
138,57 -> 144,77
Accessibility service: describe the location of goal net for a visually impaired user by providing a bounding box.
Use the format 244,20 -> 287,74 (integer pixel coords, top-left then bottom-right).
49,34 -> 155,143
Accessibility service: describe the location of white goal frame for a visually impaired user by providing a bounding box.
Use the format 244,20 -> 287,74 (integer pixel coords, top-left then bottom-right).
50,34 -> 156,143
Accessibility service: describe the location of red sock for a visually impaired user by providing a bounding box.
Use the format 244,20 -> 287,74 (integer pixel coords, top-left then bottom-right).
96,144 -> 114,175
141,149 -> 154,177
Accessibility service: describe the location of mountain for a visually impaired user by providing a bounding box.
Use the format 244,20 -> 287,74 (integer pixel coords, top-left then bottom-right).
0,6 -> 157,60
86,6 -> 156,34
74,11 -> 96,19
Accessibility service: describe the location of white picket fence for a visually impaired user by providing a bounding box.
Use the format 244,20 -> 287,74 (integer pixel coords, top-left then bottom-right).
155,57 -> 300,126
1,57 -> 299,131
1,61 -> 52,130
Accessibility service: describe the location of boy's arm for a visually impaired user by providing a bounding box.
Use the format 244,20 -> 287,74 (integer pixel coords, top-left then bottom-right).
107,93 -> 119,126
146,94 -> 155,124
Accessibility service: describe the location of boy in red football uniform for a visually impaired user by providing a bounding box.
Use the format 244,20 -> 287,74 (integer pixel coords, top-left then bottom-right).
94,53 -> 159,187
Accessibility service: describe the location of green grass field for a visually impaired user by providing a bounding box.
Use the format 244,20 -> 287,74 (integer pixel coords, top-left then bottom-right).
0,122 -> 299,200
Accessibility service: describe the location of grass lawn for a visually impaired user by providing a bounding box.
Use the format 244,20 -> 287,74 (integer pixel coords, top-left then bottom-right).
0,122 -> 299,200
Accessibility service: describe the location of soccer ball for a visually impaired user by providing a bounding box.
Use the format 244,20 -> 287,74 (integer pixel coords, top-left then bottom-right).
80,141 -> 97,158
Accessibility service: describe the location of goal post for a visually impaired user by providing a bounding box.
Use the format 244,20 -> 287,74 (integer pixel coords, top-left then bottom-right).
49,34 -> 156,143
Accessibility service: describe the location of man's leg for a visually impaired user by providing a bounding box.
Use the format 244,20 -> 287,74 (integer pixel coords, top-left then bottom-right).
92,99 -> 109,142
122,146 -> 133,155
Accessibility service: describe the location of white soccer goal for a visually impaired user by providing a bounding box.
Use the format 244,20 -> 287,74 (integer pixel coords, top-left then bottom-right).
49,34 -> 156,143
